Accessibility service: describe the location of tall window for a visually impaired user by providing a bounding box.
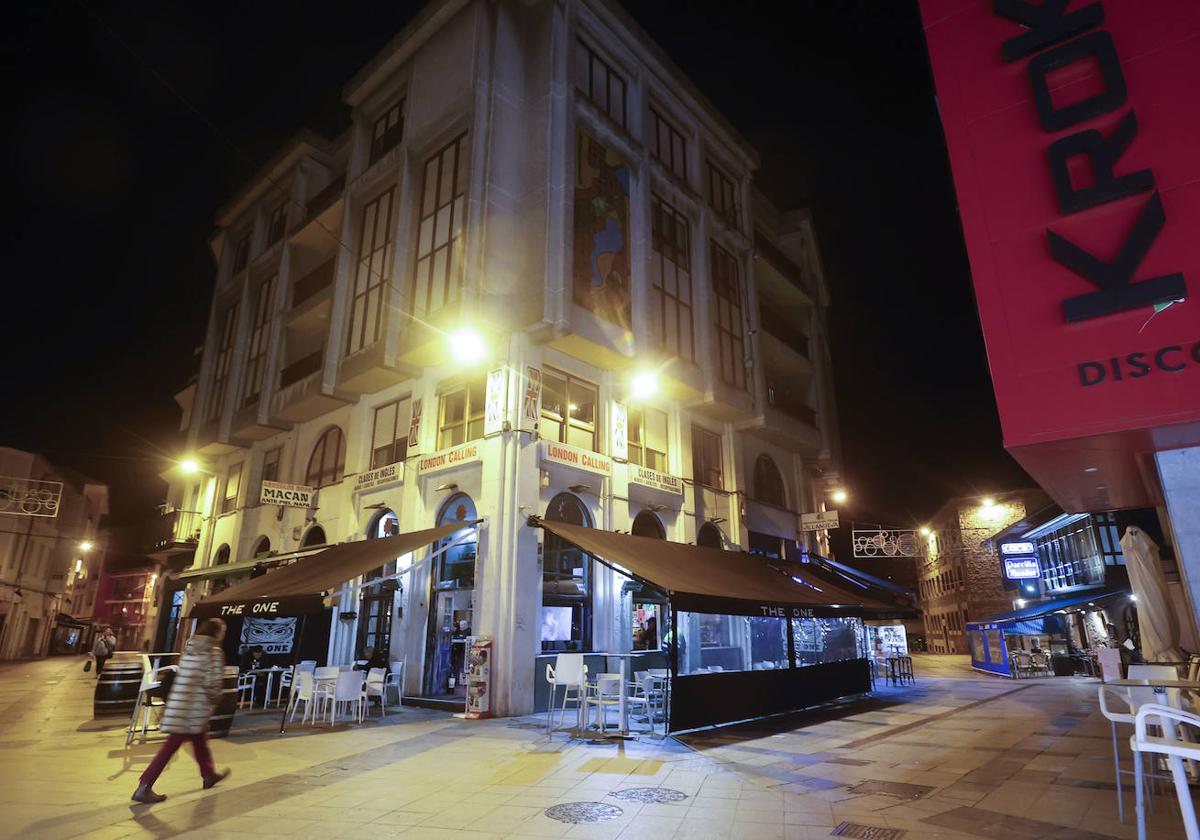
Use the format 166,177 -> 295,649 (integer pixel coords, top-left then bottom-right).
753,454 -> 786,507
231,234 -> 250,274
711,242 -> 746,389
707,162 -> 739,228
413,133 -> 469,316
651,108 -> 687,180
542,493 -> 593,652
266,203 -> 287,246
221,462 -> 241,515
346,188 -> 395,355
242,274 -> 276,405
437,378 -> 486,449
650,195 -> 695,362
627,406 -> 668,471
540,368 -> 598,451
692,426 -> 723,489
575,39 -> 626,128
206,303 -> 240,424
259,448 -> 281,499
369,100 -> 405,165
305,427 -> 346,488
371,397 -> 411,468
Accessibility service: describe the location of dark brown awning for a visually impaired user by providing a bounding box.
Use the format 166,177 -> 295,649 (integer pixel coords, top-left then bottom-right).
539,520 -> 894,617
189,521 -> 478,619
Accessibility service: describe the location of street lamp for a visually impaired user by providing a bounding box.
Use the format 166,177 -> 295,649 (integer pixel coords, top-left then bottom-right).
180,458 -> 201,475
919,526 -> 931,537
448,327 -> 487,365
79,540 -> 94,553
630,371 -> 659,400
830,489 -> 848,505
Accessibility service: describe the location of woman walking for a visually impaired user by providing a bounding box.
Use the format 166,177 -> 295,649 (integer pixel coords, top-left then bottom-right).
131,619 -> 231,804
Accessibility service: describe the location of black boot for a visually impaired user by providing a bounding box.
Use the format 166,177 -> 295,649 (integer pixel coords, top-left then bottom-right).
131,784 -> 166,804
203,768 -> 231,790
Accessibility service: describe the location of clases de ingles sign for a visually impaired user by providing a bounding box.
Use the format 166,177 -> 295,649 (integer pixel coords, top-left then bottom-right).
918,0 -> 1198,447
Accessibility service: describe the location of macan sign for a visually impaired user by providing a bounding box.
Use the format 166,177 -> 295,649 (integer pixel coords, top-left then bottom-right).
919,0 -> 1200,508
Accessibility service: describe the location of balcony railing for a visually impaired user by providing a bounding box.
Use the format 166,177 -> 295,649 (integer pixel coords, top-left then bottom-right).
292,259 -> 335,308
280,349 -> 323,388
305,174 -> 345,221
760,307 -> 810,360
766,384 -> 818,427
146,509 -> 204,553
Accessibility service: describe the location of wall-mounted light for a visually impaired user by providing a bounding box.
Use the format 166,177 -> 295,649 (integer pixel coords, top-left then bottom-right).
646,503 -> 667,513
630,371 -> 659,400
568,483 -> 592,495
448,327 -> 487,365
434,482 -> 459,493
830,489 -> 848,505
919,526 -> 931,537
709,516 -> 727,525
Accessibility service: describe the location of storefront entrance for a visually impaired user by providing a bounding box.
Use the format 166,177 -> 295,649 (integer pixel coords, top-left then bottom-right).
422,494 -> 478,699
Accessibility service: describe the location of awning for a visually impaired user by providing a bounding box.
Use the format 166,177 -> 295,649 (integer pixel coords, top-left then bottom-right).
538,520 -> 895,616
189,521 -> 476,619
967,588 -> 1128,630
176,554 -> 294,583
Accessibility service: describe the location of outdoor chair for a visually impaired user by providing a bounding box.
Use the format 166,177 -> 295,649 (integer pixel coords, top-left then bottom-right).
584,673 -> 622,734
545,653 -> 587,736
287,670 -> 328,725
236,672 -> 256,708
383,660 -> 405,705
1098,665 -> 1179,823
1029,652 -> 1051,676
326,669 -> 365,725
1132,704 -> 1200,840
364,667 -> 388,715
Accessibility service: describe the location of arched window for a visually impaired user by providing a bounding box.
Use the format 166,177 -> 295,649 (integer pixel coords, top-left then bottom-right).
542,493 -> 593,652
368,509 -> 400,540
359,509 -> 402,661
753,454 -> 786,507
305,426 -> 346,488
252,536 -> 271,557
213,544 -> 231,565
209,544 -> 233,594
631,510 -> 665,540
697,522 -> 724,549
302,525 -> 327,547
434,494 -> 478,588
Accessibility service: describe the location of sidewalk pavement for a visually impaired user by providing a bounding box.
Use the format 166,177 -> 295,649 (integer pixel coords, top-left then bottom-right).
0,654 -> 1190,839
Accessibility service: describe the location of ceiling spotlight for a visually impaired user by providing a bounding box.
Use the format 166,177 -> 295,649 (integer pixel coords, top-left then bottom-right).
1130,594 -> 1138,602
1016,599 -> 1026,608
1084,466 -> 1099,473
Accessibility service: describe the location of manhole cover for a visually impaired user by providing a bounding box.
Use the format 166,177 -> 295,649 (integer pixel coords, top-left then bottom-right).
610,787 -> 689,803
831,822 -> 905,839
544,802 -> 624,824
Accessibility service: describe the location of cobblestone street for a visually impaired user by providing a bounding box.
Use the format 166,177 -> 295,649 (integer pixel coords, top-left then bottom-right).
0,654 -> 1191,839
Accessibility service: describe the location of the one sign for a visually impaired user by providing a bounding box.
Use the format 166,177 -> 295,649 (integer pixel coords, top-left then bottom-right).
407,398 -> 422,454
800,510 -> 840,532
484,368 -> 507,435
1004,558 -> 1041,581
415,441 -> 483,476
852,528 -> 922,558
540,440 -> 612,476
354,461 -> 404,493
918,0 -> 1200,510
1000,541 -> 1037,557
239,617 -> 297,655
628,465 -> 683,495
260,480 -> 314,508
611,402 -> 628,460
0,477 -> 63,518
522,366 -> 541,428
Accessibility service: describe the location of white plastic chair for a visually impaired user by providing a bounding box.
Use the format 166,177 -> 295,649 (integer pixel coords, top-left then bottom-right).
364,667 -> 388,716
383,660 -> 405,704
584,673 -> 622,734
287,670 -> 328,724
1133,704 -> 1200,840
626,671 -> 655,733
327,669 -> 365,725
236,672 -> 257,708
1099,664 -> 1181,822
545,654 -> 587,735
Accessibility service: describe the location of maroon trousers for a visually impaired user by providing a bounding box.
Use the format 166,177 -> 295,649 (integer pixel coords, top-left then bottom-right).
140,729 -> 215,786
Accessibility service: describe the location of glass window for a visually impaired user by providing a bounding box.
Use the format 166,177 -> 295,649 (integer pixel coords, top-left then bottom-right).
371,397 -> 411,468
206,303 -> 240,424
231,234 -> 250,274
711,242 -> 746,390
540,367 -> 599,452
346,188 -> 395,355
369,100 -> 405,165
413,132 -> 469,316
707,162 -> 739,229
242,274 -> 276,406
575,39 -> 626,128
220,463 -> 241,515
266,203 -> 287,246
305,427 -> 345,488
542,493 -> 593,652
437,378 -> 486,450
650,109 -> 687,180
696,522 -> 724,548
435,495 -> 477,589
650,195 -> 695,362
261,447 -> 281,484
753,454 -> 786,507
792,616 -> 864,667
677,614 -> 789,675
691,426 -> 723,489
627,405 -> 668,471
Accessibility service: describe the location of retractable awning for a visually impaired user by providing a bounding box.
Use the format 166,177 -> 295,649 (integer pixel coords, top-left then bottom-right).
538,519 -> 895,616
967,588 -> 1128,630
189,521 -> 476,619
176,552 -> 302,583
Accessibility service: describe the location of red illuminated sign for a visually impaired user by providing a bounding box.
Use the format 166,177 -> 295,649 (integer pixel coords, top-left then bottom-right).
919,0 -> 1200,509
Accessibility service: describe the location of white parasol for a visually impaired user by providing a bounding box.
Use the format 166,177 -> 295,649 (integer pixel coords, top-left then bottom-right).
1119,525 -> 1188,663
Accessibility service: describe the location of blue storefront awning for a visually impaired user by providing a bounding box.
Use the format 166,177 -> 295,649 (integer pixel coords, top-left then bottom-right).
967,588 -> 1128,631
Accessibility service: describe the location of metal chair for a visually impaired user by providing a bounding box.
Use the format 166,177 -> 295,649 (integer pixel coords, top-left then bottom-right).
584,673 -> 622,734
1132,704 -> 1200,840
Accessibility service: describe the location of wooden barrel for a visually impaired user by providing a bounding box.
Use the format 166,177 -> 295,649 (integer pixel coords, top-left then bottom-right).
209,666 -> 240,738
94,661 -> 144,718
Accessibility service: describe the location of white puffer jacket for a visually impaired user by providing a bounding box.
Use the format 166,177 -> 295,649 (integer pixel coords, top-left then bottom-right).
159,635 -> 224,735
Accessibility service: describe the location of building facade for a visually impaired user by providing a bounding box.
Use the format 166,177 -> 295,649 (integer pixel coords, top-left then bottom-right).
0,448 -> 108,660
166,0 -> 841,716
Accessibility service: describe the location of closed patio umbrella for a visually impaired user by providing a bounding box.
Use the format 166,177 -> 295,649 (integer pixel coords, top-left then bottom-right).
1119,526 -> 1187,663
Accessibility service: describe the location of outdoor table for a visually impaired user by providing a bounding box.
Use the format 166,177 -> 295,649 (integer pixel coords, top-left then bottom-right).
582,652 -> 645,739
245,666 -> 288,708
1110,678 -> 1200,780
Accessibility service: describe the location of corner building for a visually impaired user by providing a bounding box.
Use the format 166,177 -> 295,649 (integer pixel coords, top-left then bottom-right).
170,0 -> 841,716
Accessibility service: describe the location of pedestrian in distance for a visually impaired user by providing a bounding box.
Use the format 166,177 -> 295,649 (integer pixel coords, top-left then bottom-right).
131,618 -> 231,804
92,630 -> 111,676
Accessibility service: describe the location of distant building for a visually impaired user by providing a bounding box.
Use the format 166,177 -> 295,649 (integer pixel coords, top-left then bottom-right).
918,490 -> 1048,655
0,448 -> 108,660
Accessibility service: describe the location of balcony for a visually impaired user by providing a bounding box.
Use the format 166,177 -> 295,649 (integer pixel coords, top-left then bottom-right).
292,258 -> 335,309
759,307 -> 810,360
144,509 -> 203,559
271,348 -> 350,422
739,381 -> 822,456
306,174 -> 345,222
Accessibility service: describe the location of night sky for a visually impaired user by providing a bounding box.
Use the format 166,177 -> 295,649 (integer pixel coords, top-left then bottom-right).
5,1 -> 1030,530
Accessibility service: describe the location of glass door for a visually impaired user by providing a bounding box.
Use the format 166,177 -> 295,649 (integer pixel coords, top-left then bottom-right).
422,494 -> 477,698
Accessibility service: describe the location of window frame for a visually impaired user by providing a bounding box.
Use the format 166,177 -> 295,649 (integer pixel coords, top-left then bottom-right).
242,273 -> 276,406
575,39 -> 627,128
753,454 -> 786,507
266,203 -> 287,246
370,397 -> 411,468
539,367 -> 600,452
369,99 -> 406,165
436,378 -> 487,450
220,462 -> 242,515
346,187 -> 396,356
649,194 -> 696,363
305,427 -> 346,488
206,302 -> 240,424
711,241 -> 747,390
691,425 -> 724,490
650,108 -> 687,181
412,132 -> 470,317
260,447 -> 282,492
231,234 -> 250,274
627,405 -> 668,472
707,161 -> 739,229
